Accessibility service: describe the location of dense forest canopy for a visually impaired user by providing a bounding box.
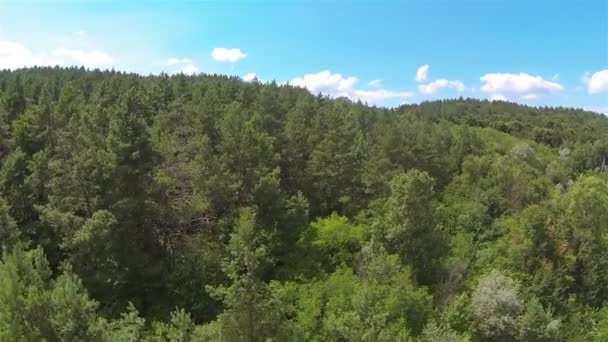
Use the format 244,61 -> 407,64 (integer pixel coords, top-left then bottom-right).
0,67 -> 607,341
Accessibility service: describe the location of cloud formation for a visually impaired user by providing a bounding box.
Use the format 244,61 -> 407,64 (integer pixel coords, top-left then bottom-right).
583,106 -> 608,115
480,72 -> 563,100
0,40 -> 113,70
585,69 -> 608,94
0,41 -> 49,69
289,70 -> 413,104
243,73 -> 258,82
490,94 -> 509,102
353,89 -> 416,103
212,48 -> 247,62
416,64 -> 429,82
175,64 -> 199,75
368,79 -> 382,87
418,79 -> 465,94
290,70 -> 357,96
165,57 -> 199,75
166,58 -> 192,66
52,48 -> 113,67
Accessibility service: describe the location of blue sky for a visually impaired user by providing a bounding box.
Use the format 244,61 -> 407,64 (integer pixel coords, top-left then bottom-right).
0,0 -> 606,111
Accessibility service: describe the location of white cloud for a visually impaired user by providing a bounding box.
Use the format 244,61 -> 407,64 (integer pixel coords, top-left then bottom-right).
585,69 -> 608,94
0,40 -> 113,69
0,41 -> 52,69
583,106 -> 608,115
415,64 -> 429,82
368,79 -> 382,87
418,79 -> 465,94
290,70 -> 357,96
166,57 -> 193,66
289,70 -> 413,105
175,64 -> 199,75
490,94 -> 509,102
480,72 -> 563,100
243,73 -> 257,82
75,30 -> 87,36
165,57 -> 199,75
521,94 -> 538,100
211,47 -> 247,62
52,48 -> 113,67
353,89 -> 415,103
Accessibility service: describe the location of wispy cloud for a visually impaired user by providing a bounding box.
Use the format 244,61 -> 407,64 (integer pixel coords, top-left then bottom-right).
289,70 -> 413,105
166,58 -> 193,66
164,57 -> 199,75
418,79 -> 465,94
53,47 -> 113,67
0,40 -> 114,69
416,64 -> 429,82
368,79 -> 382,87
583,106 -> 608,115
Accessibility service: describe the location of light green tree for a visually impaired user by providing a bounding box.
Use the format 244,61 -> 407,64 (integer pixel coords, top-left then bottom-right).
471,270 -> 522,341
372,169 -> 445,285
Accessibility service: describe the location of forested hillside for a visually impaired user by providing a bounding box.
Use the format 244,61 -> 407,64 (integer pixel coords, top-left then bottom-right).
0,67 -> 607,341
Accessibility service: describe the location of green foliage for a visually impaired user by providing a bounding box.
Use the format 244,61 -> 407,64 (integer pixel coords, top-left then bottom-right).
438,292 -> 473,335
373,169 -> 445,284
0,197 -> 19,251
207,208 -> 289,341
63,210 -> 121,287
148,309 -> 197,342
593,307 -> 608,340
0,246 -> 103,341
471,270 -> 522,340
99,303 -> 147,341
518,297 -> 561,341
307,213 -> 366,272
0,68 -> 606,339
306,103 -> 368,216
276,249 -> 432,341
421,321 -> 468,342
164,234 -> 224,323
556,174 -> 608,306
